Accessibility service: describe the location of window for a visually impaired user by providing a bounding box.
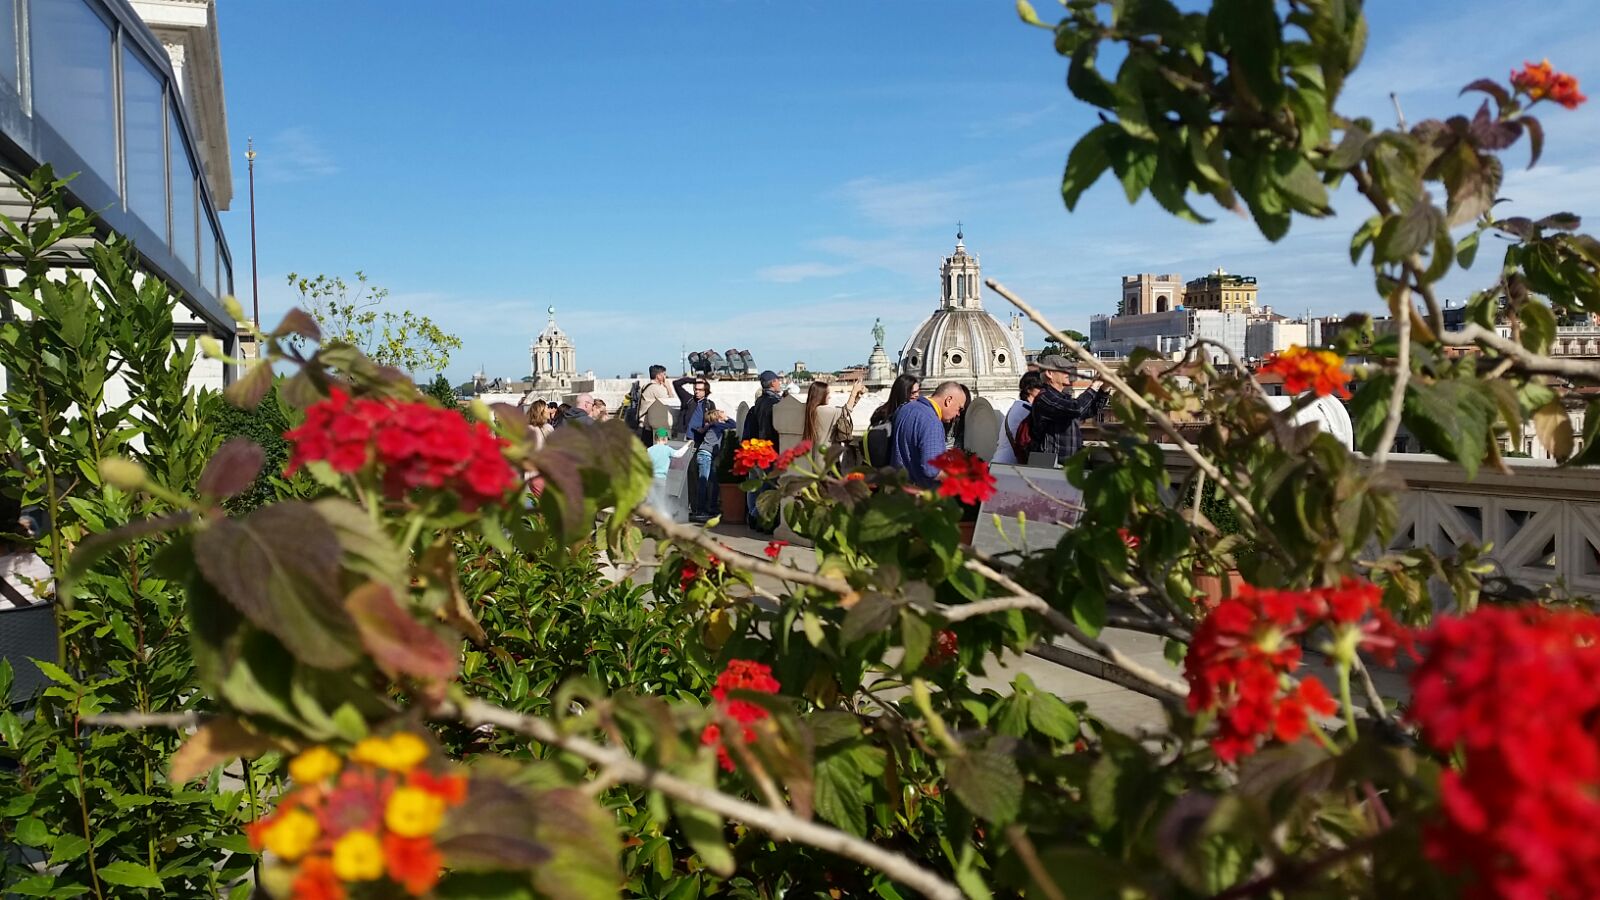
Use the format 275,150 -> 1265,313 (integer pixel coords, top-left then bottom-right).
122,44 -> 167,238
169,113 -> 197,273
0,0 -> 18,90
31,0 -> 117,187
199,217 -> 215,300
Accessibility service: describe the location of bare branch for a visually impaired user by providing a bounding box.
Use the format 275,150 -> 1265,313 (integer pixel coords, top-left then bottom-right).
636,504 -> 854,597
986,279 -> 1263,530
82,710 -> 202,730
1440,323 -> 1600,381
963,559 -> 1189,702
443,698 -> 964,900
1371,280 -> 1413,468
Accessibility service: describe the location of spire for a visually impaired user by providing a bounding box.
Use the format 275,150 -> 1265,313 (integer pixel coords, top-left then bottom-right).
955,221 -> 964,248
547,305 -> 556,322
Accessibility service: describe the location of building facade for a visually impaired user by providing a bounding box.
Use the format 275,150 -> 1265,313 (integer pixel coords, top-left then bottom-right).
1184,269 -> 1258,313
898,230 -> 1025,398
1089,309 -> 1249,364
1120,273 -> 1184,316
1245,319 -> 1309,361
529,306 -> 577,391
0,0 -> 236,392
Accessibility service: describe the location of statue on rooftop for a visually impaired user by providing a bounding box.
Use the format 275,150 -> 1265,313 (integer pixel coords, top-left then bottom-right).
872,317 -> 885,349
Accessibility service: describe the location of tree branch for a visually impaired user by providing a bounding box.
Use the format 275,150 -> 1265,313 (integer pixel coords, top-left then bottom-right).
1371,279 -> 1412,468
442,697 -> 964,900
985,279 -> 1263,531
636,504 -> 855,597
1439,323 -> 1600,381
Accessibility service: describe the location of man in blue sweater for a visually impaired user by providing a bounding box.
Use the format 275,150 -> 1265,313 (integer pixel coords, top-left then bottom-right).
889,381 -> 968,487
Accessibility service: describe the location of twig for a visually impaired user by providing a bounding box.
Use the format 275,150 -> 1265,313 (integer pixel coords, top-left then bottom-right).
1209,832 -> 1384,900
987,280 -> 1263,530
1006,825 -> 1067,900
963,559 -> 1189,702
82,710 -> 202,729
443,697 -> 964,900
637,504 -> 853,596
1371,280 -> 1412,468
1350,655 -> 1394,724
1439,323 -> 1600,381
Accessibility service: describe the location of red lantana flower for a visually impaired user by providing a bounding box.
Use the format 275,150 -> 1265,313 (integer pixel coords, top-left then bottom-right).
292,856 -> 346,900
731,439 -> 778,476
773,440 -> 813,471
699,659 -> 782,772
1511,59 -> 1586,109
763,540 -> 788,560
927,629 -> 959,667
382,833 -> 445,896
1408,605 -> 1600,900
929,449 -> 997,504
1118,528 -> 1141,551
844,472 -> 867,482
1257,346 -> 1351,398
285,388 -> 516,510
1184,578 -> 1409,762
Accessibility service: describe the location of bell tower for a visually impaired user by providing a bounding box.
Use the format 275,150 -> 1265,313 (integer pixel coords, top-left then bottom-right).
941,224 -> 982,310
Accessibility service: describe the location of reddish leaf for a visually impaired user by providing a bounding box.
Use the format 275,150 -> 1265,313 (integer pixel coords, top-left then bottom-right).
346,581 -> 459,683
1460,77 -> 1511,109
194,502 -> 360,668
199,438 -> 266,500
224,361 -> 274,410
435,777 -> 552,870
169,717 -> 283,783
1525,115 -> 1544,168
269,308 -> 321,341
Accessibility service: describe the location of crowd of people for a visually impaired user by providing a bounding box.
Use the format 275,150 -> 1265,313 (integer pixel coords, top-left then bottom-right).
514,353 -> 1109,528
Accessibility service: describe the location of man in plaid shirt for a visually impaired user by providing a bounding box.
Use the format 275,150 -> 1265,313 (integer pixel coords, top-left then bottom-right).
1028,355 -> 1109,463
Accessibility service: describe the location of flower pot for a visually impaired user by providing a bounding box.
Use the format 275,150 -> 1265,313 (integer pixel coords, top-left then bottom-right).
1193,568 -> 1247,603
719,484 -> 747,525
958,520 -> 977,547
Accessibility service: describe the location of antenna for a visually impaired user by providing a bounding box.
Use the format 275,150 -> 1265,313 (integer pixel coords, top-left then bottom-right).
1389,92 -> 1407,129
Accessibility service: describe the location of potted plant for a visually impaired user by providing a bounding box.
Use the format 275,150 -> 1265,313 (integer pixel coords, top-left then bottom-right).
1185,476 -> 1250,600
716,436 -> 746,525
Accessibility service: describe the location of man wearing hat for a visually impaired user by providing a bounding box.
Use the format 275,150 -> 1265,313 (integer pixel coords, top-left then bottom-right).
1028,355 -> 1109,464
741,370 -> 785,532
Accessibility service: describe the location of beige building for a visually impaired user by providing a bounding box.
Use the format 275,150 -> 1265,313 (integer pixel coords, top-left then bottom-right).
1185,269 -> 1259,313
1120,273 -> 1184,316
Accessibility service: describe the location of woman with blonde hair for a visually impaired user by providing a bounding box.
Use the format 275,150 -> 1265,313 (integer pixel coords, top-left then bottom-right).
527,400 -> 554,450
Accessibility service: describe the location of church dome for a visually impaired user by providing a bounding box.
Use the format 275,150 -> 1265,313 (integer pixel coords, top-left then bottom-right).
897,230 -> 1024,390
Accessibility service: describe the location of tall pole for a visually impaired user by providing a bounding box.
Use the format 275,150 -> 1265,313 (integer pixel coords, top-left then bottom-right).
246,137 -> 259,329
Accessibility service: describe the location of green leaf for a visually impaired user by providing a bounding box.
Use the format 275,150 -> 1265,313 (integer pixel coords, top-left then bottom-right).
1210,0 -> 1282,109
1403,380 -> 1496,479
12,816 -> 49,847
434,873 -> 538,900
529,788 -> 621,900
1456,230 -> 1482,269
900,608 -> 933,672
435,778 -> 552,870
1272,153 -> 1329,215
1519,301 -> 1557,353
1112,142 -> 1158,204
809,711 -> 862,749
1062,124 -> 1117,211
674,800 -> 735,877
842,594 -> 897,644
97,862 -> 162,890
48,834 -> 89,864
1327,124 -> 1369,170
815,750 -> 868,837
315,497 -> 408,592
1067,40 -> 1118,108
1532,400 -> 1574,462
1027,691 -> 1080,743
1375,200 -> 1442,264
193,501 -> 360,669
1088,753 -> 1123,830
1567,398 -> 1600,467
947,748 -> 1023,824
1349,215 -> 1382,264
1348,373 -> 1395,453
1071,588 -> 1107,637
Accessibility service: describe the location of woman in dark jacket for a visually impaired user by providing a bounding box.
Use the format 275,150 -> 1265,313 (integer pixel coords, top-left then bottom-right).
694,409 -> 737,522
865,374 -> 920,466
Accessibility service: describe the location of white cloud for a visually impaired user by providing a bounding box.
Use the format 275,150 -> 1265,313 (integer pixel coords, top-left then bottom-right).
259,126 -> 339,183
755,262 -> 855,283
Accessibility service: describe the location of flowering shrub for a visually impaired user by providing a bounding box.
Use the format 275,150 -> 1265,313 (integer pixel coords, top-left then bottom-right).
285,387 -> 516,510
249,734 -> 467,897
1409,605 -> 1600,899
731,438 -> 777,475
1510,59 -> 1586,109
21,5 -> 1600,900
1257,345 -> 1353,398
928,448 -> 997,504
699,660 -> 783,772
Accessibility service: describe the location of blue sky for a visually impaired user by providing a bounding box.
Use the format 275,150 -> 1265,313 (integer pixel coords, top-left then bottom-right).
216,1 -> 1600,384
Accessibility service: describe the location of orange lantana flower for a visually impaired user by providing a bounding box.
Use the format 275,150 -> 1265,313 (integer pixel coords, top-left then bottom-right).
383,833 -> 446,896
1258,346 -> 1351,398
1511,59 -> 1587,109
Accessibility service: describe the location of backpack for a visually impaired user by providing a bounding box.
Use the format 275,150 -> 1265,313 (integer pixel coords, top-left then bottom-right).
622,381 -> 644,432
1006,403 -> 1034,460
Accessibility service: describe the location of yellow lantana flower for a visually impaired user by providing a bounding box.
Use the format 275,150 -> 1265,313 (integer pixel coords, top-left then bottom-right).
288,746 -> 342,784
259,808 -> 319,861
331,830 -> 384,881
349,732 -> 429,773
385,786 -> 447,838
